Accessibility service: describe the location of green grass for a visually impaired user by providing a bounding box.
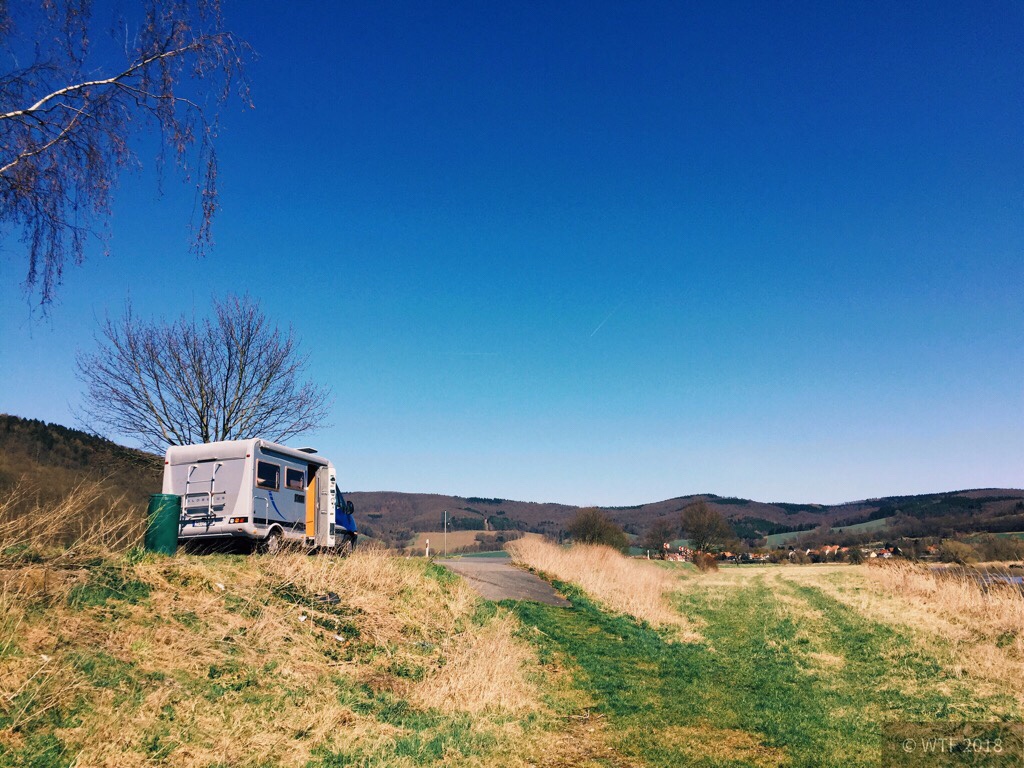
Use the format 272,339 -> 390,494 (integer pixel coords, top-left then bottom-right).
965,531 -> 1024,541
456,550 -> 511,559
66,565 -> 151,608
830,517 -> 894,535
763,530 -> 804,547
509,573 -> 1018,767
765,516 -> 894,547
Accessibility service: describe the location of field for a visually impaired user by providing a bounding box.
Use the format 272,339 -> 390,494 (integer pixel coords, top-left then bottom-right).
764,516 -> 894,547
508,540 -> 1023,767
2,487 -> 1023,767
409,530 -> 544,555
830,516 -> 894,535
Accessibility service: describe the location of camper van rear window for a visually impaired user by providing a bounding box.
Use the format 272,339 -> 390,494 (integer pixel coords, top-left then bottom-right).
285,468 -> 305,490
256,461 -> 280,490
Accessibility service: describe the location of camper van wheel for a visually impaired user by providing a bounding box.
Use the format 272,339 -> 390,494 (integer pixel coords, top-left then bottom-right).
336,537 -> 353,557
259,529 -> 282,555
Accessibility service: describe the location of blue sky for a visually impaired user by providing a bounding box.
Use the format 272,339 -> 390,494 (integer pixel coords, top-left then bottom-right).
1,0 -> 1021,505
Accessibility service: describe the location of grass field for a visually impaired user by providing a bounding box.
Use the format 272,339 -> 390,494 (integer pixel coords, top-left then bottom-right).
510,542 -> 1023,767
830,516 -> 894,535
4,487 -> 1022,767
0,493 -> 612,767
764,516 -> 894,547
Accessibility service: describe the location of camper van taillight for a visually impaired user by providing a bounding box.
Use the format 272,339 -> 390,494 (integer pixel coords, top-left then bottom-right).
229,517 -> 247,524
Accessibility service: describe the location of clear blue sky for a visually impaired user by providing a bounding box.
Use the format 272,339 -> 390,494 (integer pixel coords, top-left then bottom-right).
1,0 -> 1021,505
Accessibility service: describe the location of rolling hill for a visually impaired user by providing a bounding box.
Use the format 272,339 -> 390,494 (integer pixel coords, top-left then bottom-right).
2,414 -> 1022,547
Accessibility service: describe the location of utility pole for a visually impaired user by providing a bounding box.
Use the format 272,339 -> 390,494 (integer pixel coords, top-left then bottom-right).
443,510 -> 448,557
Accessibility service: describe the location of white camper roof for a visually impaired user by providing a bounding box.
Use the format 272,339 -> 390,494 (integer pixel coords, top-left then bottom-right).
164,438 -> 330,467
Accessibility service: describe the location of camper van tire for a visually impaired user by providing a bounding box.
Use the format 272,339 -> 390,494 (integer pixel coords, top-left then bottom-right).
258,528 -> 283,555
336,534 -> 356,556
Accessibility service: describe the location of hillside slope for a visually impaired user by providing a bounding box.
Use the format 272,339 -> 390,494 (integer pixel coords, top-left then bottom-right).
0,539 -> 616,767
0,415 -> 161,521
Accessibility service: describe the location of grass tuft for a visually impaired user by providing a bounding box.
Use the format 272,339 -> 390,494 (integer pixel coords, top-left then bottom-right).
507,537 -> 702,641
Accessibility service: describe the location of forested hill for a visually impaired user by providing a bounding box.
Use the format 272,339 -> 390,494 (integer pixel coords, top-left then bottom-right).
0,414 -> 161,510
349,488 -> 1024,545
2,414 -> 1021,545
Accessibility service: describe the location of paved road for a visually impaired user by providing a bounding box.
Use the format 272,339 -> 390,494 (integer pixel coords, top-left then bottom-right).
436,557 -> 571,606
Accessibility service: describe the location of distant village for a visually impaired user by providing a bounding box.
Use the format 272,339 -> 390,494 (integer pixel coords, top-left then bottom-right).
653,543 -> 933,564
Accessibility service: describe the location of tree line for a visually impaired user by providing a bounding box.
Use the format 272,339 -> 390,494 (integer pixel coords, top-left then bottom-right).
566,500 -> 736,555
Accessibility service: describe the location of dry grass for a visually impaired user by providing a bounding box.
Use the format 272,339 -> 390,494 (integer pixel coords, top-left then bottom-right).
410,530 -> 544,555
864,560 -> 1024,652
653,723 -> 787,767
858,560 -> 1024,694
411,613 -> 540,713
0,477 -> 145,565
0,490 -> 580,766
412,530 -> 489,551
506,538 -> 702,641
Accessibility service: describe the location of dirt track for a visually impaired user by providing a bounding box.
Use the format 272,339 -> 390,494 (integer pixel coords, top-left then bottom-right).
436,557 -> 571,606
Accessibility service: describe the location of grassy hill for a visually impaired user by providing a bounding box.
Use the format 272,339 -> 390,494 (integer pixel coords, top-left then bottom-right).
0,529 -> 605,766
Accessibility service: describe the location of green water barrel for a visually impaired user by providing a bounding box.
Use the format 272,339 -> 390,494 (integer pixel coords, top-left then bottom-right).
145,494 -> 181,555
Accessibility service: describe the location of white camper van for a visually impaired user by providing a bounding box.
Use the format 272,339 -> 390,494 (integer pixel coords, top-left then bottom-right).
162,438 -> 357,554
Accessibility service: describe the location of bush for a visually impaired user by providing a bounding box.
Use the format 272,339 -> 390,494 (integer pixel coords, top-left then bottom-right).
972,534 -> 1024,562
693,552 -> 718,572
937,540 -> 979,565
566,508 -> 629,552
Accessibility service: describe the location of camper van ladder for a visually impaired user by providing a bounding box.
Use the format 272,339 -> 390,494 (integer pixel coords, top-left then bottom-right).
183,462 -> 223,518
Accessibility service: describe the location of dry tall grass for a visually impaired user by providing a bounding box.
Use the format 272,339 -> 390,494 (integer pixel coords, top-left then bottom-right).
0,490 -> 562,766
770,561 -> 1024,703
411,613 -> 540,713
866,561 -> 1024,648
0,478 -> 145,564
506,537 -> 702,642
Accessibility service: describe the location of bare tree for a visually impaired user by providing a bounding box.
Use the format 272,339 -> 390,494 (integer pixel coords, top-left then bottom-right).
0,0 -> 249,305
642,518 -> 677,557
680,499 -> 734,553
76,295 -> 331,452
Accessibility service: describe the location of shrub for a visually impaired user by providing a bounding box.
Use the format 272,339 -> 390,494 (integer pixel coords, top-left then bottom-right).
937,540 -> 979,564
973,534 -> 1024,563
566,508 -> 629,552
693,552 -> 718,572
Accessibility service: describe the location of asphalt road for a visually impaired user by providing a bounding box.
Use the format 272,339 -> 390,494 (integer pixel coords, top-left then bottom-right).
435,557 -> 571,606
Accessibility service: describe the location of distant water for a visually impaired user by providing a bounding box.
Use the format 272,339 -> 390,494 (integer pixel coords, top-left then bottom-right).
979,574 -> 1024,586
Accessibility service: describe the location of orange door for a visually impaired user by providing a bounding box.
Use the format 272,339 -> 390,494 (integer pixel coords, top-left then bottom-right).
305,473 -> 317,537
